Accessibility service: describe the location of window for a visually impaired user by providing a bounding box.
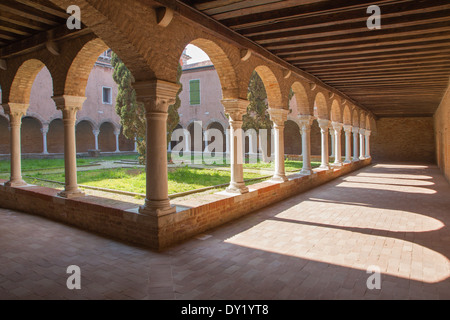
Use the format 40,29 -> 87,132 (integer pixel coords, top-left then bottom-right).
189,79 -> 200,105
102,87 -> 112,104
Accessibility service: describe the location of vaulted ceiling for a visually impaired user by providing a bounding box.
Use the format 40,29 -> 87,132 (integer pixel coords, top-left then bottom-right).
181,0 -> 450,117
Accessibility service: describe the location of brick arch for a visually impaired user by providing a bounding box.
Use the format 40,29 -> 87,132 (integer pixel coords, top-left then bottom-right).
99,119 -> 120,133
352,108 -> 360,127
188,38 -> 239,100
25,111 -> 47,128
204,118 -> 227,132
0,115 -> 10,154
330,99 -> 342,123
8,59 -> 47,104
343,105 -> 352,125
76,117 -> 98,131
313,91 -> 329,119
62,38 -> 109,97
254,65 -> 283,109
291,81 -> 312,115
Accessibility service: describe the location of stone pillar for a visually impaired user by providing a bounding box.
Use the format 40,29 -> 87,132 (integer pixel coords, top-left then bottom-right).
114,129 -> 120,153
317,119 -> 331,170
365,130 -> 371,158
134,139 -> 137,152
41,125 -> 49,154
225,129 -> 230,155
332,122 -> 343,166
52,95 -> 86,198
298,115 -> 313,175
134,80 -> 180,216
359,128 -> 366,160
268,108 -> 288,182
93,129 -> 100,150
343,125 -> 352,163
3,103 -> 28,187
222,99 -> 248,194
352,127 -> 359,161
329,128 -> 335,158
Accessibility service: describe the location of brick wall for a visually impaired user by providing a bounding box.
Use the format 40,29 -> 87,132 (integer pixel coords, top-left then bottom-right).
434,86 -> 450,182
76,121 -> 95,152
371,117 -> 435,163
21,117 -> 43,153
99,122 -> 115,152
0,116 -> 9,154
47,119 -> 64,153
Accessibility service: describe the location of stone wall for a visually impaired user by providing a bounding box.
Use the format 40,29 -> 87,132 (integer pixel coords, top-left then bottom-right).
371,117 -> 435,163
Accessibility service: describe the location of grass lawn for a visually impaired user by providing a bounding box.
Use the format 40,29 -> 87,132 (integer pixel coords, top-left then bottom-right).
27,166 -> 267,194
0,154 -> 138,173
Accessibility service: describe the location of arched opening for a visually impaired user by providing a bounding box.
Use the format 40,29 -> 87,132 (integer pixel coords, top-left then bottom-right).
21,117 -> 43,154
47,119 -> 64,153
187,121 -> 204,153
98,122 -> 116,152
284,120 -> 301,155
76,120 -> 95,152
9,59 -> 46,104
119,127 -> 135,151
0,115 -> 10,154
206,121 -> 226,155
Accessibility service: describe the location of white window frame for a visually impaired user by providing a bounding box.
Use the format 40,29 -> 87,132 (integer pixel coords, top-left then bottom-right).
102,86 -> 112,105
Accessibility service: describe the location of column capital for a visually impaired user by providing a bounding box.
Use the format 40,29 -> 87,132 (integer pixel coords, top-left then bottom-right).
297,115 -> 314,130
268,108 -> 288,126
2,103 -> 29,125
343,124 -> 353,133
317,119 -> 331,130
134,79 -> 180,114
331,121 -> 343,131
52,95 -> 86,121
221,98 -> 248,121
114,130 -> 121,136
92,129 -> 100,136
359,128 -> 366,135
352,126 -> 360,134
365,129 -> 371,136
40,126 -> 49,134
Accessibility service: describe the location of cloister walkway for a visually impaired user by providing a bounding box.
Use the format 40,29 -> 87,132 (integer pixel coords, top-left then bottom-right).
0,163 -> 449,300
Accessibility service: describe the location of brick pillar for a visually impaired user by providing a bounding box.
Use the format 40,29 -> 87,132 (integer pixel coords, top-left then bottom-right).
134,80 -> 179,216
269,108 -> 288,182
41,125 -> 49,155
317,119 -> 331,170
359,129 -> 366,160
365,130 -> 371,158
222,99 -> 248,194
352,127 -> 360,161
3,103 -> 28,187
343,125 -> 352,163
332,122 -> 343,166
52,95 -> 86,198
298,115 -> 314,175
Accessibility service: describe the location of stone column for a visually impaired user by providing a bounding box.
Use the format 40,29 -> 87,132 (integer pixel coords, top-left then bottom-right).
134,139 -> 137,152
41,125 -> 49,154
298,115 -> 313,175
222,99 -> 248,194
114,129 -> 120,153
225,129 -> 230,155
93,129 -> 100,150
317,119 -> 331,170
329,128 -> 335,158
3,103 -> 28,187
332,122 -> 343,166
52,95 -> 86,198
359,128 -> 366,160
343,125 -> 352,163
134,80 -> 180,216
352,127 -> 359,161
365,130 -> 371,158
268,108 -> 288,182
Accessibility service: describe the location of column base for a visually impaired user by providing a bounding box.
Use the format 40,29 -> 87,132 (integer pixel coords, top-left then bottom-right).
139,202 -> 176,217
5,179 -> 27,187
352,157 -> 360,162
359,156 -> 366,160
319,164 -> 331,170
333,161 -> 343,167
57,188 -> 85,199
344,160 -> 352,164
270,174 -> 288,183
226,182 -> 249,194
300,168 -> 312,175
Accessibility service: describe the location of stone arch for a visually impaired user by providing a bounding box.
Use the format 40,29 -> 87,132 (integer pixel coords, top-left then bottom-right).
25,111 -> 47,128
76,120 -> 95,153
343,105 -> 352,125
187,38 -> 239,100
291,81 -> 311,115
8,59 -> 46,104
76,117 -> 98,131
47,118 -> 64,153
313,91 -> 329,119
330,99 -> 342,123
0,115 -> 10,154
60,38 -> 109,97
254,65 -> 283,108
284,120 -> 302,155
98,122 -> 116,152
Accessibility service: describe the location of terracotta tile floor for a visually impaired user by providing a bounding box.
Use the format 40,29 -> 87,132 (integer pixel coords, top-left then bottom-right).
0,163 -> 449,300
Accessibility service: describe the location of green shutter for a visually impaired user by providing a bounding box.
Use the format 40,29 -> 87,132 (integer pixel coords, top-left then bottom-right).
190,80 -> 200,105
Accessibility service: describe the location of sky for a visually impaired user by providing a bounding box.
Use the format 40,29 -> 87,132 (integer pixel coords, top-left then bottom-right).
185,44 -> 210,64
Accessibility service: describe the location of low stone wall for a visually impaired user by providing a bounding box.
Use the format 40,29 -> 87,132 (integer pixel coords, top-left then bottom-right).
0,158 -> 371,250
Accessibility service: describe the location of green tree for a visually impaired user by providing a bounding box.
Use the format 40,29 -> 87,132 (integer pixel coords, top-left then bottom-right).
243,71 -> 271,132
111,52 -> 182,163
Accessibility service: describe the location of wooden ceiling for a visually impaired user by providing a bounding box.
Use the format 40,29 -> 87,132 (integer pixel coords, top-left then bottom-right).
181,0 -> 450,117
